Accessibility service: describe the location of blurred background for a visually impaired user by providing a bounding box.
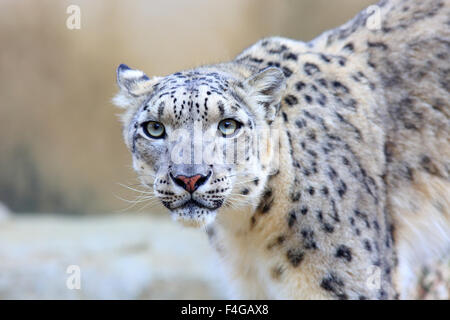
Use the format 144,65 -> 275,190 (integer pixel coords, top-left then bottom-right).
0,0 -> 447,299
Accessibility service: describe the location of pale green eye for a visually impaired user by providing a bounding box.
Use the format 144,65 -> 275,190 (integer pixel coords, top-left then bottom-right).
143,121 -> 165,139
218,119 -> 240,137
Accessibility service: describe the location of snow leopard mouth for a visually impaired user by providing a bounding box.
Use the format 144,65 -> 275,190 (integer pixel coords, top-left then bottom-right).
169,199 -> 218,226
179,199 -> 209,210
167,196 -> 224,212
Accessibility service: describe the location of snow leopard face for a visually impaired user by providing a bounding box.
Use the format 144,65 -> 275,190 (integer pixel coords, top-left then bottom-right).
114,64 -> 285,226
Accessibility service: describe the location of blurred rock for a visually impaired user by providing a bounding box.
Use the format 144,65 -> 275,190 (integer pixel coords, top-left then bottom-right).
0,202 -> 10,221
0,214 -> 225,299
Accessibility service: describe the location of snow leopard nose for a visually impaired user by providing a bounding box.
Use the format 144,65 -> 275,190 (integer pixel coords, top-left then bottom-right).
170,172 -> 211,193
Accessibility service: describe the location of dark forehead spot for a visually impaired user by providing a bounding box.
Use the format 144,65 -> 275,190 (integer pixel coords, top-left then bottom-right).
158,102 -> 165,118
217,100 -> 225,116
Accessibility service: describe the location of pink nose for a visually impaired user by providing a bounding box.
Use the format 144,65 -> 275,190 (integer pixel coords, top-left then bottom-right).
173,174 -> 204,193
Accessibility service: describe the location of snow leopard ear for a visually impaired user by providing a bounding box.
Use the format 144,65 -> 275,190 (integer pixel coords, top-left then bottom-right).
244,67 -> 286,123
113,64 -> 161,109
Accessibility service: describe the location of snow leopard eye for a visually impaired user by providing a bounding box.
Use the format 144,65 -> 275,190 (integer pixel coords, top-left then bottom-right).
142,121 -> 165,139
218,119 -> 241,137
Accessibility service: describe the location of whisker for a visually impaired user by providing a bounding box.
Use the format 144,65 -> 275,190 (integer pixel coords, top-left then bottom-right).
113,194 -> 155,212
117,182 -> 154,194
137,199 -> 161,213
